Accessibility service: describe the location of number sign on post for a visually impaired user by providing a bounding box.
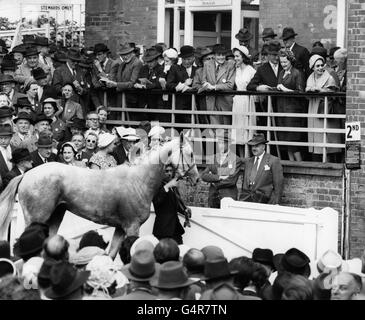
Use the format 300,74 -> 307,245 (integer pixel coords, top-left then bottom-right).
345,121 -> 361,170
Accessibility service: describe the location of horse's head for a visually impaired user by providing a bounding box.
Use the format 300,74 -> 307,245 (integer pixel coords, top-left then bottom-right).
169,132 -> 200,186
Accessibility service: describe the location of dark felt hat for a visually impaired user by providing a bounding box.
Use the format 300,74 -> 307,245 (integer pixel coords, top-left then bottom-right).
34,113 -> 53,125
118,43 -> 134,56
23,46 -> 39,58
67,48 -> 82,61
279,248 -> 311,277
281,27 -> 298,41
212,44 -> 228,55
93,43 -> 109,54
143,47 -> 162,62
122,250 -> 159,282
247,133 -> 268,145
0,107 -> 14,119
195,46 -> 213,59
53,52 -> 68,63
35,36 -> 49,47
0,74 -> 16,84
311,46 -> 328,59
14,97 -> 33,110
179,45 -> 195,58
262,27 -> 277,39
14,112 -> 33,125
0,258 -> 16,278
45,261 -> 90,299
203,257 -> 238,281
36,134 -> 53,148
11,148 -> 32,164
252,248 -> 275,270
22,35 -> 36,45
38,258 -> 58,289
1,58 -> 17,71
78,230 -> 108,251
267,40 -> 282,54
235,28 -> 253,42
13,226 -> 47,258
31,67 -> 48,80
150,261 -> 197,289
11,44 -> 27,54
78,56 -> 94,69
0,124 -> 12,137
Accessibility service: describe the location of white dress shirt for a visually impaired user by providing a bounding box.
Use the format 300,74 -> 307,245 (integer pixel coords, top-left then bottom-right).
269,62 -> 279,77
254,151 -> 265,170
0,145 -> 13,171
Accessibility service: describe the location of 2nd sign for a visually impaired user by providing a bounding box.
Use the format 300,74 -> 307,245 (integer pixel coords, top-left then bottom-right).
346,121 -> 361,142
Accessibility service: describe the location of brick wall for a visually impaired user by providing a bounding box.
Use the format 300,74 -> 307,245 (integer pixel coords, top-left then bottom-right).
346,0 -> 365,258
260,0 -> 338,50
85,0 -> 158,56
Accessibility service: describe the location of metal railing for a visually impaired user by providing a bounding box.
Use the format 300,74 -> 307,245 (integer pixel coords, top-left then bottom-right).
104,89 -> 346,163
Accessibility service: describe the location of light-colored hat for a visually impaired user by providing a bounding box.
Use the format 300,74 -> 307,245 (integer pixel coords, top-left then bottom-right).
148,125 -> 165,139
119,128 -> 140,142
232,45 -> 250,58
97,132 -> 116,149
130,235 -> 159,257
316,250 -> 348,273
309,54 -> 325,70
345,258 -> 365,277
163,48 -> 178,60
333,48 -> 347,60
69,246 -> 106,266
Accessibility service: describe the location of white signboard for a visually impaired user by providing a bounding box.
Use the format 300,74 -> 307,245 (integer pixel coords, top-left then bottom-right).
346,121 -> 361,142
41,5 -> 72,11
188,0 -> 232,6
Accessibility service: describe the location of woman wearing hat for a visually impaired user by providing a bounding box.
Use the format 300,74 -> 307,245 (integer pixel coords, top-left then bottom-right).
306,54 -> 340,162
89,132 -> 117,170
42,98 -> 66,142
231,45 -> 256,156
58,141 -> 86,167
276,49 -> 305,162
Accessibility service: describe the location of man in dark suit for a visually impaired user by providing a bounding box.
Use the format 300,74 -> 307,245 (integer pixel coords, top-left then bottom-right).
201,136 -> 243,208
152,163 -> 191,245
166,45 -> 198,124
30,134 -> 57,168
240,133 -> 284,204
0,74 -> 26,108
0,124 -> 14,191
32,67 -> 58,103
280,27 -> 310,78
3,148 -> 33,188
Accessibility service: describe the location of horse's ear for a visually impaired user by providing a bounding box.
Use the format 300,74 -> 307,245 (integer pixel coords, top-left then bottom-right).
180,131 -> 184,145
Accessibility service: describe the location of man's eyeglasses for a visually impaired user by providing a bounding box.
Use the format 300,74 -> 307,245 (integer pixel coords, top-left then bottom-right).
316,64 -> 324,67
87,139 -> 96,143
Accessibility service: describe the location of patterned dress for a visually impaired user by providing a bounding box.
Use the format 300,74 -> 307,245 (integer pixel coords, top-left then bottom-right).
89,152 -> 117,169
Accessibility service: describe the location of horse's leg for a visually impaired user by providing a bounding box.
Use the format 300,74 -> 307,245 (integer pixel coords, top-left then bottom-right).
46,203 -> 67,236
108,227 -> 126,260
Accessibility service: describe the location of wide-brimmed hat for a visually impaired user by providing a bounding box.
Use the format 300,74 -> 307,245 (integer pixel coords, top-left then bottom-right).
163,48 -> 178,60
12,44 -> 27,54
68,118 -> 87,130
252,248 -> 275,270
212,44 -> 228,55
23,46 -> 39,58
279,248 -> 311,277
119,127 -> 140,142
201,245 -> 225,260
179,45 -> 195,58
0,74 -> 16,84
93,43 -> 109,54
67,48 -> 82,61
267,40 -> 281,54
14,97 -> 33,110
262,27 -> 277,39
118,43 -> 134,56
203,257 -> 238,281
143,47 -> 162,63
0,258 -> 17,278
78,230 -> 109,251
78,56 -> 94,69
35,36 -> 49,47
45,261 -> 90,299
69,246 -> 106,266
232,45 -> 250,58
13,111 -> 33,125
0,107 -> 14,119
0,124 -> 12,137
98,132 -> 116,149
23,35 -> 36,45
11,148 -> 32,164
31,67 -> 48,81
247,133 -> 268,146
13,227 -> 47,258
150,261 -> 197,289
122,250 -> 159,282
36,134 -> 53,148
235,28 -> 253,42
53,52 -> 68,63
309,54 -> 325,70
195,46 -> 213,60
280,27 -> 298,41
34,113 -> 53,125
1,58 -> 17,71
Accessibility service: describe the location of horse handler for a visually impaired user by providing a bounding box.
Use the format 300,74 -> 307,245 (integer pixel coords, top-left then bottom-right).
152,163 -> 192,245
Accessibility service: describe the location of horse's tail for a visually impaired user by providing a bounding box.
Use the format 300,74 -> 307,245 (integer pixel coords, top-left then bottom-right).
0,175 -> 23,240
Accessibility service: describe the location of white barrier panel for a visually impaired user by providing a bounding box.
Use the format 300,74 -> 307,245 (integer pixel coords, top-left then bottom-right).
11,198 -> 338,262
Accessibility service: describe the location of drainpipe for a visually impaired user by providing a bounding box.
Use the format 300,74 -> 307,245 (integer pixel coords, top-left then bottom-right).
342,165 -> 350,259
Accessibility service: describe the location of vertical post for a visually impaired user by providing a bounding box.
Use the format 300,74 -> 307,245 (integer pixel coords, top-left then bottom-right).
231,0 -> 241,49
191,94 -> 196,125
184,2 -> 194,45
56,9 -> 58,44
172,93 -> 176,133
343,168 -> 351,259
267,95 -> 272,155
71,5 -> 74,47
122,92 -> 126,122
157,0 -> 165,43
173,6 -> 181,49
63,10 -> 66,47
216,13 -> 222,44
79,4 -> 82,47
323,96 -> 328,163
337,0 -> 347,48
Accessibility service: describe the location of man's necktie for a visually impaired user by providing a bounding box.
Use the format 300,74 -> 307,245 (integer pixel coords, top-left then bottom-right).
215,64 -> 220,78
249,157 -> 259,185
43,56 -> 48,66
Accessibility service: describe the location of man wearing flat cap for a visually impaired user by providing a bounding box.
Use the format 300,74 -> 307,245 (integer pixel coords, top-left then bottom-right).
281,27 -> 310,77
239,133 -> 284,204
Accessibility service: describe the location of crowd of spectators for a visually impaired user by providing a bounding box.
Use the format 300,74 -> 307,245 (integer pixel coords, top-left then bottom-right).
0,223 -> 363,300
